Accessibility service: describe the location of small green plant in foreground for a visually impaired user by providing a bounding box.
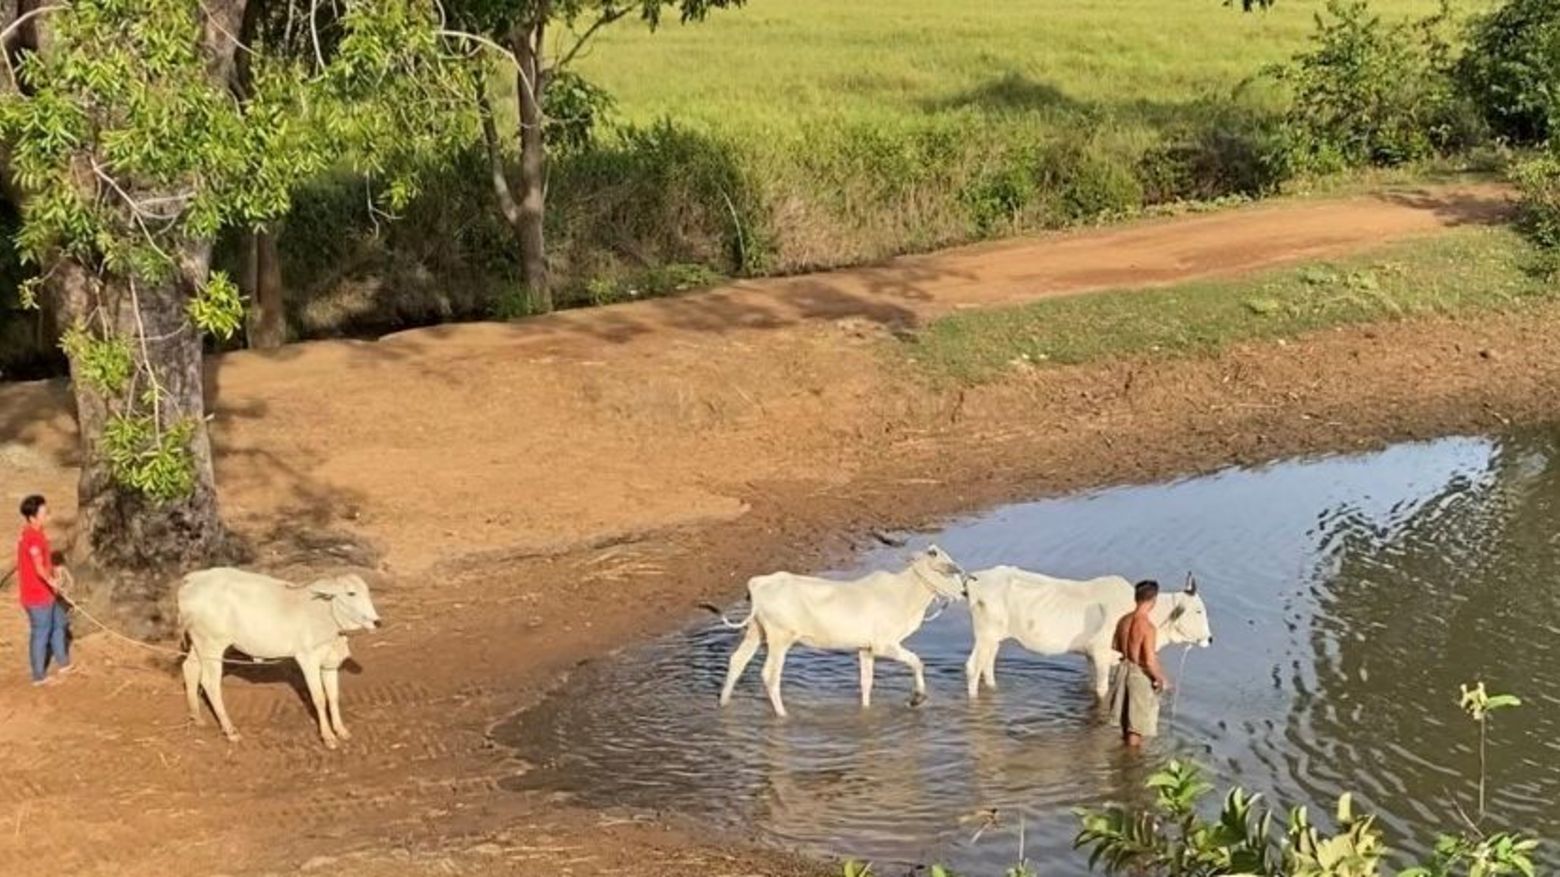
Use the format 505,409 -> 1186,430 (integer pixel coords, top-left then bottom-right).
848,683 -> 1535,877
1073,682 -> 1534,877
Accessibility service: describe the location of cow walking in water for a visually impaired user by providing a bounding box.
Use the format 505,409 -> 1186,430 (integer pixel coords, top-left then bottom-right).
704,546 -> 969,717
963,569 -> 1211,703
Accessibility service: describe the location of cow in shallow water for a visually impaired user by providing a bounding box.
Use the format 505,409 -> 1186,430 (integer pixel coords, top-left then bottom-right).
963,568 -> 1212,700
703,545 -> 969,717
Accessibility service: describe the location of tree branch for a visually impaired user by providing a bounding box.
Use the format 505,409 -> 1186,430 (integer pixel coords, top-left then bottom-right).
309,0 -> 325,71
90,160 -> 178,264
437,27 -> 536,100
554,6 -> 631,72
0,4 -> 63,91
199,0 -> 253,57
475,79 -> 523,228
0,3 -> 59,47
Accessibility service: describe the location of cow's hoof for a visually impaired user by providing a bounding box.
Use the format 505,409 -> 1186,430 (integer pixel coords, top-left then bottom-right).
223,731 -> 242,743
189,714 -> 206,728
909,692 -> 928,708
336,727 -> 352,741
322,735 -> 340,750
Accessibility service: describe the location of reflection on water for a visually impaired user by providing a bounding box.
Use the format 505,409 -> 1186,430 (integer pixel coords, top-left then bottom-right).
499,430 -> 1560,874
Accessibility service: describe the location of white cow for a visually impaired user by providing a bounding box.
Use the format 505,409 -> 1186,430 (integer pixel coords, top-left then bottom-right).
178,567 -> 382,749
704,545 -> 969,717
964,568 -> 1212,700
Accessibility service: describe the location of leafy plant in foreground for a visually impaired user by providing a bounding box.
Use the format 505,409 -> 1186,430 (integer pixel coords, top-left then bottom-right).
1072,683 -> 1535,877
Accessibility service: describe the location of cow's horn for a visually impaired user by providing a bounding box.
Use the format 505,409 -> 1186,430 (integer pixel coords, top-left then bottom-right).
1185,572 -> 1198,595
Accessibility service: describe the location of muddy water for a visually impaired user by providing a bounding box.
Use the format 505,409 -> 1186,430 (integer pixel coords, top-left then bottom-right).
499,431 -> 1560,874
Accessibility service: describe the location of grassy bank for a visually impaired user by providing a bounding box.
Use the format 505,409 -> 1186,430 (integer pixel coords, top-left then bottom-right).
267,0 -> 1502,334
903,226 -> 1550,383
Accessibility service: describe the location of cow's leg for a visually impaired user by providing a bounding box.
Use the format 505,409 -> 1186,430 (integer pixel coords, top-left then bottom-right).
182,651 -> 206,726
719,624 -> 763,707
965,640 -> 982,699
967,634 -> 1000,698
197,650 -> 239,742
981,643 -> 999,692
760,636 -> 793,718
298,659 -> 339,749
322,666 -> 349,741
859,650 -> 875,708
880,643 -> 928,707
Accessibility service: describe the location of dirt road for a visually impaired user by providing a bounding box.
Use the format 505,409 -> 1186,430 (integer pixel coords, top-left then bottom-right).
1,182 -> 1553,876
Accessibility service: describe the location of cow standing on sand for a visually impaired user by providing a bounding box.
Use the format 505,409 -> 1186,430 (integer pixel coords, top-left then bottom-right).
963,568 -> 1212,701
178,568 -> 382,749
704,545 -> 969,717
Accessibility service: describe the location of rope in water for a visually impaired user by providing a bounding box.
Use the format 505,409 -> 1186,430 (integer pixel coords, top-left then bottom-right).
1169,643 -> 1192,727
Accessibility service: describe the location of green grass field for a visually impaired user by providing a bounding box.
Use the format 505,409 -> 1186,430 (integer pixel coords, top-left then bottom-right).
573,0 -> 1457,135
904,227 -> 1549,384
439,0 -> 1511,318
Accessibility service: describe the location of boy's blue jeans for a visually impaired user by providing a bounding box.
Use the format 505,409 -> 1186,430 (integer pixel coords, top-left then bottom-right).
25,601 -> 69,682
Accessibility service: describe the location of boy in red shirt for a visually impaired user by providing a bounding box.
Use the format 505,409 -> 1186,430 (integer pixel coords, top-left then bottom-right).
17,494 -> 71,685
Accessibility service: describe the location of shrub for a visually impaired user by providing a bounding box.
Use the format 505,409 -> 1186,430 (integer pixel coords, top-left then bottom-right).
964,159 -> 1039,236
1139,102 -> 1287,204
551,120 -> 773,284
1459,0 -> 1560,145
1270,0 -> 1475,174
1512,149 -> 1560,258
543,70 -> 616,154
1039,133 -> 1146,222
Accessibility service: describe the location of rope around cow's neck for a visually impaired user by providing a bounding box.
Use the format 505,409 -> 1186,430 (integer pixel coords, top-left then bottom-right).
922,594 -> 952,623
909,562 -> 959,623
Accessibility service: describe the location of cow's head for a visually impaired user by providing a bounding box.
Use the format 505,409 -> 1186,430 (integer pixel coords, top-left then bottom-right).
915,544 -> 970,598
311,574 -> 382,632
1162,574 -> 1212,647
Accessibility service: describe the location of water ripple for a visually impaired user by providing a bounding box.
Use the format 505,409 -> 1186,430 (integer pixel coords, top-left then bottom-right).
500,431 -> 1560,874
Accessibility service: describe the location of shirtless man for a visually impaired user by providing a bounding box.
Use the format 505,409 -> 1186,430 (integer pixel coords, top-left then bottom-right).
1107,579 -> 1169,747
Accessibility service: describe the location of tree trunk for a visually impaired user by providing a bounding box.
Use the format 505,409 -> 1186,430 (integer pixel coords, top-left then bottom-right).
242,228 -> 285,349
511,23 -> 551,313
52,256 -> 237,579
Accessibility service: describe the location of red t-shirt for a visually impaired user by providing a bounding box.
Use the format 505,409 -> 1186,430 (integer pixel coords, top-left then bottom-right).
16,526 -> 54,608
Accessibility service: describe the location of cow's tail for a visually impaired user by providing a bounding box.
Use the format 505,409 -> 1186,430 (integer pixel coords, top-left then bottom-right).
174,576 -> 194,656
174,603 -> 191,656
698,601 -> 755,630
